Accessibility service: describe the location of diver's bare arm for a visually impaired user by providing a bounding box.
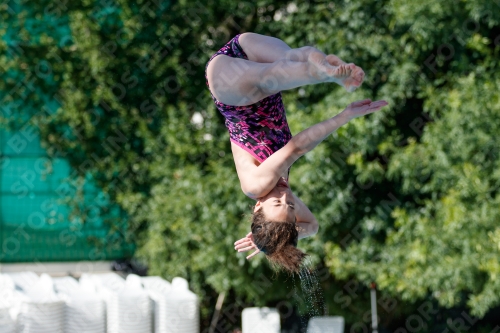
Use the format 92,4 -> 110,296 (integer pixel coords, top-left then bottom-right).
244,100 -> 388,198
245,110 -> 352,197
292,99 -> 388,157
293,193 -> 319,239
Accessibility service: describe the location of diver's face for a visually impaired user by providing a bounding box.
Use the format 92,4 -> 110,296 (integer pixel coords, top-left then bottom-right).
254,177 -> 295,222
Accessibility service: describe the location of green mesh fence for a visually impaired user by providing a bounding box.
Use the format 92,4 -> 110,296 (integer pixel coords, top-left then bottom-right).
0,128 -> 134,262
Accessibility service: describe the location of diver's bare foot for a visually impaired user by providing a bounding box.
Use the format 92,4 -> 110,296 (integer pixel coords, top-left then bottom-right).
326,54 -> 365,92
344,66 -> 365,92
325,54 -> 345,66
308,52 -> 355,89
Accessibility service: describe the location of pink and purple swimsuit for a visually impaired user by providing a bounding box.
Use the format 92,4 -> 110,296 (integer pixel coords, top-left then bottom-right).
205,34 -> 293,169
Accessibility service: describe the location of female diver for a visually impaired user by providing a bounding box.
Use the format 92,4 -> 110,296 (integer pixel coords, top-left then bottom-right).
205,33 -> 388,272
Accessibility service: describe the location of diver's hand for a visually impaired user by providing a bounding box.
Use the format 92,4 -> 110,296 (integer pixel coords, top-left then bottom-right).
234,232 -> 261,260
341,99 -> 388,120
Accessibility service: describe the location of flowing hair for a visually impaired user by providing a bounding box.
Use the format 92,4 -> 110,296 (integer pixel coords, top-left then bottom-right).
251,208 -> 307,273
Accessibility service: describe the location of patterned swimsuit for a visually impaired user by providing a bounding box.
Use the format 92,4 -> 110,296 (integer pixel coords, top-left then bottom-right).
205,34 -> 292,178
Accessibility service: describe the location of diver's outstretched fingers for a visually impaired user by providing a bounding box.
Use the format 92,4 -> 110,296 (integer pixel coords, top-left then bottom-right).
342,99 -> 388,119
351,99 -> 372,107
238,245 -> 255,252
234,232 -> 253,246
365,100 -> 389,113
369,100 -> 389,109
235,242 -> 252,250
235,239 -> 254,249
246,250 -> 261,260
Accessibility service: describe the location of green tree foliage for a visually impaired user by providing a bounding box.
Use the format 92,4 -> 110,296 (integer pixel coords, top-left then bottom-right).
1,0 -> 500,330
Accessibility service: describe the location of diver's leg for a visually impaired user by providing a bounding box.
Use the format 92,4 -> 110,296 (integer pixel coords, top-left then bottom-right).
206,53 -> 355,106
239,32 -> 324,63
238,32 -> 364,90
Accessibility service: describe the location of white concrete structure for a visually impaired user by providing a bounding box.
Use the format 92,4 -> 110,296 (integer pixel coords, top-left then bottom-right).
307,316 -> 345,333
0,272 -> 199,333
242,307 -> 280,333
